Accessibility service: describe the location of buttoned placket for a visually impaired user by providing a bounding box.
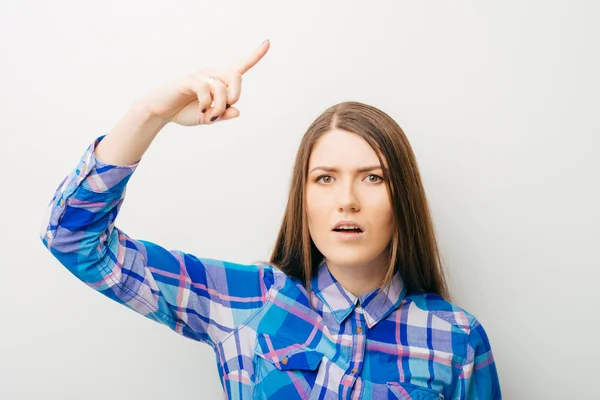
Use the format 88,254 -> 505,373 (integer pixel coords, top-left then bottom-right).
340,301 -> 367,399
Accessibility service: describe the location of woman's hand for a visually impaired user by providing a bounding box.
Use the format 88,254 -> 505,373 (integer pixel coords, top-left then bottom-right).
137,40 -> 270,126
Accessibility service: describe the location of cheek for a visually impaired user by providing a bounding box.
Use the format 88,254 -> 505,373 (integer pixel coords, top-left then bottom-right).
306,190 -> 326,231
368,196 -> 394,234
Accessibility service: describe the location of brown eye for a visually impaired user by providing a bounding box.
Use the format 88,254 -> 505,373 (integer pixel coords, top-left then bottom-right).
366,174 -> 383,183
316,175 -> 333,184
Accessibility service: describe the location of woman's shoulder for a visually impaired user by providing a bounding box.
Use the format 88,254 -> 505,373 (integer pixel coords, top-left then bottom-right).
402,291 -> 483,334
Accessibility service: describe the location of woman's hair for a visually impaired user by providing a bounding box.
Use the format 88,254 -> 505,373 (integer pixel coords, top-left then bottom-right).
269,101 -> 450,301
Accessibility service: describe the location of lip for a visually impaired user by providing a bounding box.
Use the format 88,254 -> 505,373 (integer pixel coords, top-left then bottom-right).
332,230 -> 365,241
332,220 -> 365,232
331,220 -> 365,242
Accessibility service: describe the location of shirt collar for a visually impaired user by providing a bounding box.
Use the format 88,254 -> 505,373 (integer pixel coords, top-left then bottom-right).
312,258 -> 407,328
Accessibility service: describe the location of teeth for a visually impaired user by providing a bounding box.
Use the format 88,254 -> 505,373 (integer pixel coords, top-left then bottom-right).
337,225 -> 359,230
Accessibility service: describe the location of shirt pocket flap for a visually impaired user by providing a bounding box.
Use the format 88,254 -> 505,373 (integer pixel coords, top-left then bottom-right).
386,382 -> 444,399
255,332 -> 323,371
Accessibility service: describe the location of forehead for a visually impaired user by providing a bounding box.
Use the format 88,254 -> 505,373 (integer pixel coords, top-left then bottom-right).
309,129 -> 381,167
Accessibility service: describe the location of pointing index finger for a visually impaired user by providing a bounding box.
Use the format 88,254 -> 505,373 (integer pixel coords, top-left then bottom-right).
233,39 -> 270,75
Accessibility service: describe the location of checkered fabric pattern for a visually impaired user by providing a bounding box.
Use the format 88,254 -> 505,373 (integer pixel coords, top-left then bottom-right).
40,135 -> 501,399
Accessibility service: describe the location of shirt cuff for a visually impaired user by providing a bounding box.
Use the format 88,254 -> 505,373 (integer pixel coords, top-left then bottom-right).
44,135 -> 140,238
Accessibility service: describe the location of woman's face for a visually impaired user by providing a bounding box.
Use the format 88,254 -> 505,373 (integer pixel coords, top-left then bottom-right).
306,129 -> 394,270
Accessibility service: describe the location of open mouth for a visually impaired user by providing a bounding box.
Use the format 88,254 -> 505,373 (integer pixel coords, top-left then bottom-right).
331,222 -> 365,240
332,228 -> 363,233
332,227 -> 365,241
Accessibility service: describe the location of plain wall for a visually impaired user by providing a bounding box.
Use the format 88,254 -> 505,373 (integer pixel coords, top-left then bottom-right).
1,0 -> 598,398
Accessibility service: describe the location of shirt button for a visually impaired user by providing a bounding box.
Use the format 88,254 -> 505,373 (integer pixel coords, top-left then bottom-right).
281,356 -> 289,365
82,164 -> 88,173
351,367 -> 358,374
356,327 -> 363,334
60,199 -> 65,208
47,230 -> 55,238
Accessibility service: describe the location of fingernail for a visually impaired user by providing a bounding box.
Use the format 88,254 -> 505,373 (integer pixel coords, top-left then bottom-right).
202,108 -> 207,113
211,116 -> 218,122
226,104 -> 231,109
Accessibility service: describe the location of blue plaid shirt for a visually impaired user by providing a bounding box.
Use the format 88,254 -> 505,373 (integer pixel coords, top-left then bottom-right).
40,136 -> 501,399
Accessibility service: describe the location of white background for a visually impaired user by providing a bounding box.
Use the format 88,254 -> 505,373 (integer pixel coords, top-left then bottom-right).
1,1 -> 598,399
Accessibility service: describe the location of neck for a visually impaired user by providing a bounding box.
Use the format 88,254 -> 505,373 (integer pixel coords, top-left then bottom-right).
325,252 -> 389,297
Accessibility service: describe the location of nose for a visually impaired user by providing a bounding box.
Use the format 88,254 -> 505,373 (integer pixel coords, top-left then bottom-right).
337,181 -> 360,213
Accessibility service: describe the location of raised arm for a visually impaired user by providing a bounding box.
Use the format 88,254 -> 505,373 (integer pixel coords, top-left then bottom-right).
40,41 -> 273,348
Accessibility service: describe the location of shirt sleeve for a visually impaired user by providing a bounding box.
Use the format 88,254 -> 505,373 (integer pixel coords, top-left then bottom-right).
39,135 -> 274,348
452,318 -> 502,399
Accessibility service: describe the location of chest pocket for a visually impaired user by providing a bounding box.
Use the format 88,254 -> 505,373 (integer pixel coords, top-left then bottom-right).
387,382 -> 444,399
253,332 -> 324,400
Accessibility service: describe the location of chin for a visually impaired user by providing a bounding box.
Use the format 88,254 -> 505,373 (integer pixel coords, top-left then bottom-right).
322,248 -> 378,268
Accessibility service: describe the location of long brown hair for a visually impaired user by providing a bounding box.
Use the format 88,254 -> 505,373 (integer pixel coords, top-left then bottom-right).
269,101 -> 450,301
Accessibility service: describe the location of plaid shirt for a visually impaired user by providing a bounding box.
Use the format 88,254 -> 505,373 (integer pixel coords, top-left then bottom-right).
40,136 -> 501,400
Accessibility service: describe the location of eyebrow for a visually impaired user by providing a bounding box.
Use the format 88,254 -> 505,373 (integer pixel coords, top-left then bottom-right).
309,165 -> 383,174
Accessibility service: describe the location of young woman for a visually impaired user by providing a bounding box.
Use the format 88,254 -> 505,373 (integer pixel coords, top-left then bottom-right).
40,40 -> 501,399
